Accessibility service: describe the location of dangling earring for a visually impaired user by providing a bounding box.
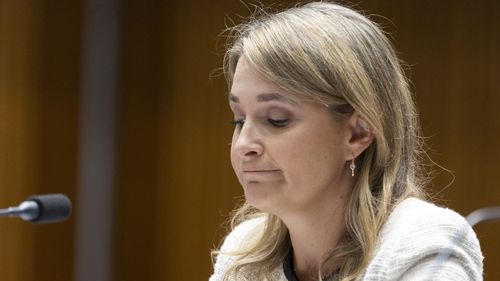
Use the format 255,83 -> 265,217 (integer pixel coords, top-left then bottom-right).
350,158 -> 356,177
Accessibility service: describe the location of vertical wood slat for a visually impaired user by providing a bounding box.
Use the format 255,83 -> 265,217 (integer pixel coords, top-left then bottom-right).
155,1 -> 246,280
113,1 -> 166,281
0,2 -> 43,280
34,2 -> 80,280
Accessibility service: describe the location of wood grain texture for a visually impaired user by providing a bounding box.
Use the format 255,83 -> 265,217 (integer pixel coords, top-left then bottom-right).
0,1 -> 497,280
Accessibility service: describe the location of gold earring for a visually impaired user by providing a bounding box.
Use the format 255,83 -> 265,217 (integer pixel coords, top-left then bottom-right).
350,158 -> 355,177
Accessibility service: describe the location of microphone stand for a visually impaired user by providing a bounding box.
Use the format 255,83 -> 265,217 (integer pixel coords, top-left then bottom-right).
0,201 -> 39,221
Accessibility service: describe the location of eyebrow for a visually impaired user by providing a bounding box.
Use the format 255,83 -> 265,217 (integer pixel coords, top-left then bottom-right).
229,93 -> 286,103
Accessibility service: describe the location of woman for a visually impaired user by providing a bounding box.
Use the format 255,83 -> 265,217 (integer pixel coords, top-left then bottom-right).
210,2 -> 483,281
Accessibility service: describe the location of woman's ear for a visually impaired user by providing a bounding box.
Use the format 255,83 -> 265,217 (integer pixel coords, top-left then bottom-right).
346,113 -> 374,158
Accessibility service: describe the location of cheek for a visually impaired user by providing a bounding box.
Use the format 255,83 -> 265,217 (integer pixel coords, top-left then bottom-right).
284,132 -> 345,184
230,132 -> 237,166
230,136 -> 241,175
230,147 -> 237,172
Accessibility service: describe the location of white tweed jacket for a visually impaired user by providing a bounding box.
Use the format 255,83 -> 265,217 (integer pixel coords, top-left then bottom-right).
210,198 -> 483,281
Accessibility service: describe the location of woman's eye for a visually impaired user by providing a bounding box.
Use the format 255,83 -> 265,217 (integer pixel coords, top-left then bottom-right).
230,119 -> 245,128
268,118 -> 289,127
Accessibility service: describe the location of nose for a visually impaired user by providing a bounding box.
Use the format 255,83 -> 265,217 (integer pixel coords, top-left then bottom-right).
232,121 -> 263,158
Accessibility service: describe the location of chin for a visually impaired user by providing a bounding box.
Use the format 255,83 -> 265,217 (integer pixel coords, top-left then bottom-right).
243,182 -> 280,213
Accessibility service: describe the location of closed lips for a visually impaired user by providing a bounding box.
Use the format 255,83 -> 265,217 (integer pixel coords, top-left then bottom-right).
243,169 -> 280,172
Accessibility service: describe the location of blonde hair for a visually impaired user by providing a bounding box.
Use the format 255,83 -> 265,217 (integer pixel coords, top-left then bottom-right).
214,2 -> 427,280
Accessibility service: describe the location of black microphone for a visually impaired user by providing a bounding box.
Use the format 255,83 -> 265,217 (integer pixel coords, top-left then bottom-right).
0,194 -> 72,224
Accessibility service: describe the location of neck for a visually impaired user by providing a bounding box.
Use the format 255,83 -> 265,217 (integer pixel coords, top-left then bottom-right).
281,180 -> 351,281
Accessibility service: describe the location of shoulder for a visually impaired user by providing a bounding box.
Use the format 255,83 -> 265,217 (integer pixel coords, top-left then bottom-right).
382,198 -> 473,238
209,216 -> 267,281
219,216 -> 266,252
363,198 -> 484,280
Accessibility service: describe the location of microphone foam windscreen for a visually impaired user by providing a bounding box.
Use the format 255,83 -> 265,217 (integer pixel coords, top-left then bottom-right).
27,194 -> 72,224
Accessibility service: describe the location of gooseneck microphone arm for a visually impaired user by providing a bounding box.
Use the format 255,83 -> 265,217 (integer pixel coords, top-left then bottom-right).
466,206 -> 500,227
0,194 -> 72,224
0,200 -> 39,221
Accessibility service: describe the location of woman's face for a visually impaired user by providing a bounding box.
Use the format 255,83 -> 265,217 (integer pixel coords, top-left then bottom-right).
229,58 -> 353,216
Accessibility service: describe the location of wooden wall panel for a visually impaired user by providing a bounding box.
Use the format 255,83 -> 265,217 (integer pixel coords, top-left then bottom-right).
155,1 -> 243,280
34,1 -> 80,280
0,1 -> 41,279
114,1 -> 167,280
0,1 -> 79,281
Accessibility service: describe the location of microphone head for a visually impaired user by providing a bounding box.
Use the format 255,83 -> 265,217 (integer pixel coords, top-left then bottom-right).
26,194 -> 72,224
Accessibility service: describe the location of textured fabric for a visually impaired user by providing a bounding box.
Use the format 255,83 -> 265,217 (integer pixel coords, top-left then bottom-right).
209,198 -> 483,281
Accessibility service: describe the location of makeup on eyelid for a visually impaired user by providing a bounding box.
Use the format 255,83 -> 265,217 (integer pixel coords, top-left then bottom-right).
229,102 -> 295,126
